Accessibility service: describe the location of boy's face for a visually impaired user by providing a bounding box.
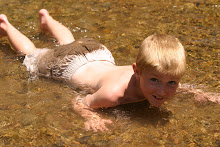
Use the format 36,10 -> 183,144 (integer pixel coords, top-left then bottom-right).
133,64 -> 180,107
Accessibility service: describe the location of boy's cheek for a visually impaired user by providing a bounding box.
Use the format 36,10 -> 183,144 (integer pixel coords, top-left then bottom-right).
167,91 -> 178,101
169,86 -> 178,96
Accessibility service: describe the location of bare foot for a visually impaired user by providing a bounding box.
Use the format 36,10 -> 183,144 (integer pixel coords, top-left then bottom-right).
39,9 -> 75,45
39,9 -> 51,33
0,14 -> 9,37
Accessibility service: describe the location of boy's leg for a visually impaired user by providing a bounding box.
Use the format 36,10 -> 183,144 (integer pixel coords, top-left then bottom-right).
0,14 -> 36,55
39,9 -> 75,45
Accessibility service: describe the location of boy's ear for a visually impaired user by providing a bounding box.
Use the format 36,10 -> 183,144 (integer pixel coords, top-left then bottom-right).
133,63 -> 140,79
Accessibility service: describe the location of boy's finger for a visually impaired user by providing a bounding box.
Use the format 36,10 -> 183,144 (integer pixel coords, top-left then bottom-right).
84,123 -> 90,131
104,119 -> 113,124
92,125 -> 98,132
99,122 -> 108,131
99,125 -> 108,132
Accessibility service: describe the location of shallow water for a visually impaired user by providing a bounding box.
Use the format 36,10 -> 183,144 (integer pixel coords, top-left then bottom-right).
0,0 -> 219,146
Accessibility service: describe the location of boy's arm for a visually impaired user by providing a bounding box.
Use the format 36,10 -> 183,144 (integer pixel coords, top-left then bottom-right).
178,83 -> 220,104
72,89 -> 116,132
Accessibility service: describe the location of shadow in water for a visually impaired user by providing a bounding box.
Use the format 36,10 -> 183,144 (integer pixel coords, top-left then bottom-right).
102,100 -> 171,127
0,42 -> 15,55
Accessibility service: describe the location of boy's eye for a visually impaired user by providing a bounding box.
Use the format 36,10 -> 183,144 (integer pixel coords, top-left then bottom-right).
168,81 -> 176,85
151,78 -> 159,82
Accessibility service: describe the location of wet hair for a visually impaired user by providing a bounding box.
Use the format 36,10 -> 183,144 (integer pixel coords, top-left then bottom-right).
136,34 -> 186,77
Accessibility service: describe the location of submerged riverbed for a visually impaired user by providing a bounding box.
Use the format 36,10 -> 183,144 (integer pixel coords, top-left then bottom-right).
0,0 -> 219,146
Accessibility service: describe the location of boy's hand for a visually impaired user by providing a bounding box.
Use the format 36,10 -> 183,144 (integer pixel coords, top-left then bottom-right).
84,118 -> 112,132
178,84 -> 220,104
73,95 -> 113,132
194,90 -> 220,104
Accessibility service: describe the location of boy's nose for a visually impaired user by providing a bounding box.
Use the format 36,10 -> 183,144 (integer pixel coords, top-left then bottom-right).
157,85 -> 168,97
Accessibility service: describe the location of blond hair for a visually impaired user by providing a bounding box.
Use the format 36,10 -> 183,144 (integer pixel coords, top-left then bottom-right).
136,34 -> 186,77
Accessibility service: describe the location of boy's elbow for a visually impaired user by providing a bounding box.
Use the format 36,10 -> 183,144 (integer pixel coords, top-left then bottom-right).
89,88 -> 122,108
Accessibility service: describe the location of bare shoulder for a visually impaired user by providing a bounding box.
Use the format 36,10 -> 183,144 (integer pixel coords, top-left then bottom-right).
98,66 -> 134,100
89,67 -> 133,108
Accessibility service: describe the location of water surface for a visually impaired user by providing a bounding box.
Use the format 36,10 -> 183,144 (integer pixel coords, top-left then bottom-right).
0,0 -> 219,146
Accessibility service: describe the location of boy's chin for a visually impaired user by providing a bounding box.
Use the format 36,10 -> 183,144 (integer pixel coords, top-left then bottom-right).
148,100 -> 165,107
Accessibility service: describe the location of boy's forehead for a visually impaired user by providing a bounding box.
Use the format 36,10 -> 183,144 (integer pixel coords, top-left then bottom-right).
142,68 -> 181,80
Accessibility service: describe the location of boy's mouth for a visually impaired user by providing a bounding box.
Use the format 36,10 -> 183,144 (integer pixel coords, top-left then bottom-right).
153,95 -> 164,100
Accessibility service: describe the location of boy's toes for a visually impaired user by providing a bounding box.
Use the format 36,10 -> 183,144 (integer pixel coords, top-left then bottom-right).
39,9 -> 49,16
0,14 -> 8,37
0,14 -> 8,22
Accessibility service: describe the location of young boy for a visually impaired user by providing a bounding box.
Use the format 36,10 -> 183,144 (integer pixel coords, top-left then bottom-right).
0,9 -> 215,132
